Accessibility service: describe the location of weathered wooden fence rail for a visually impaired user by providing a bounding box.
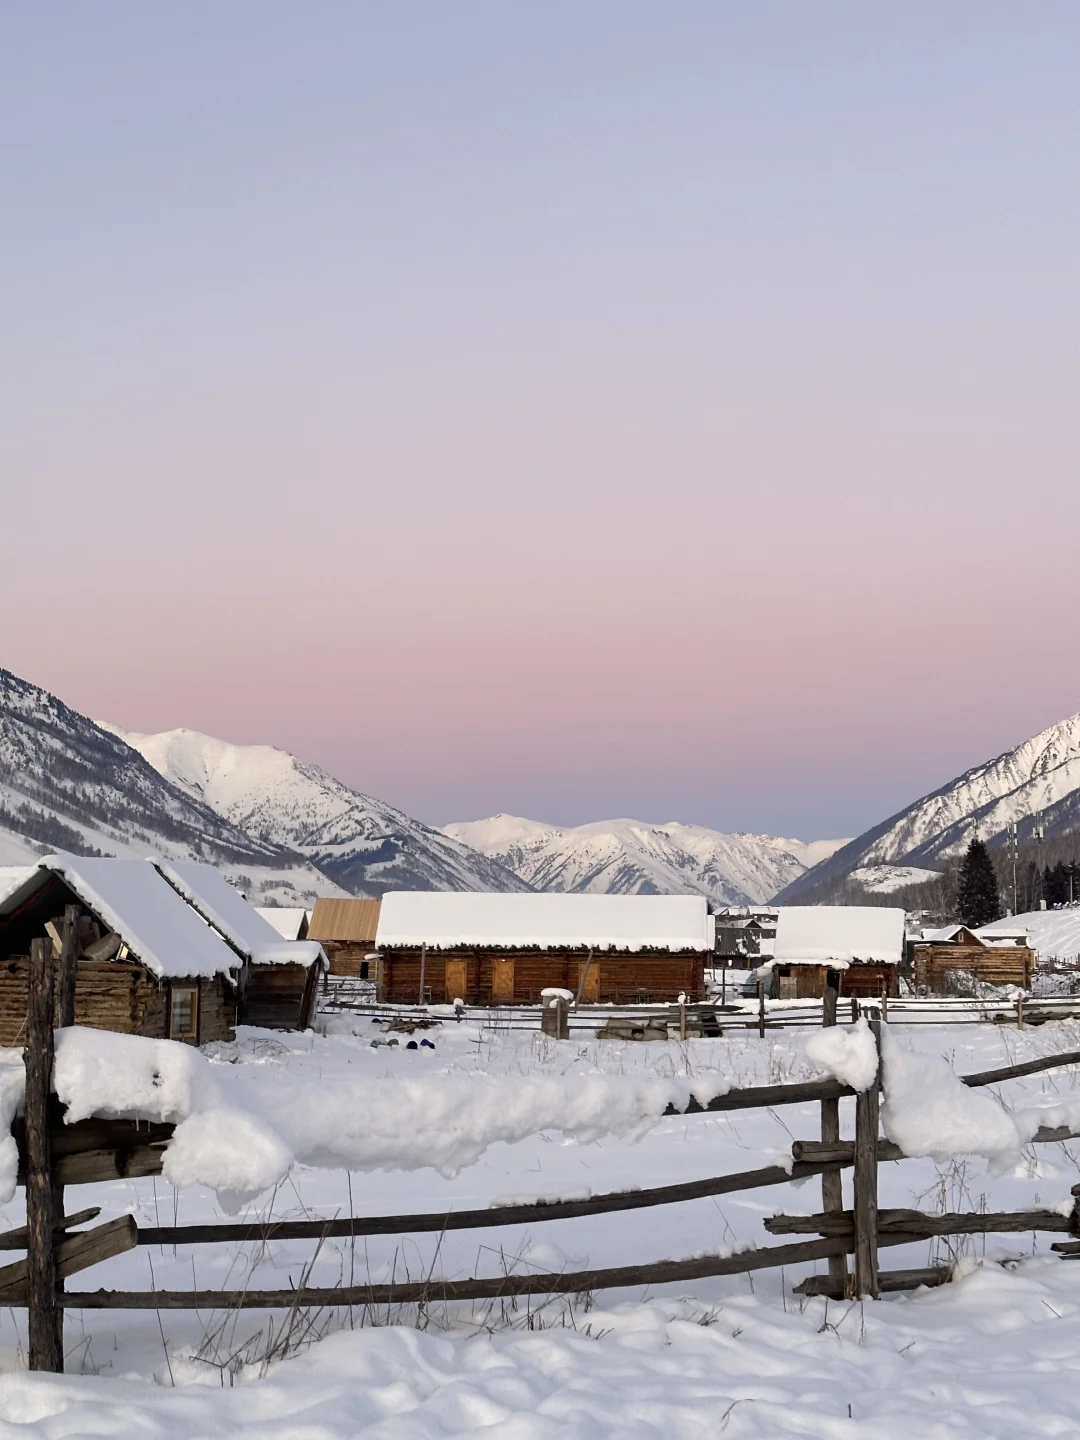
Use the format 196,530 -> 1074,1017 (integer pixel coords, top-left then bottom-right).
12,944 -> 1080,1370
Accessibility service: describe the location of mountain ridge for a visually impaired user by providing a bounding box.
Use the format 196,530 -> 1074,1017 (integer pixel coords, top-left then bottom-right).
443,813 -> 847,905
778,712 -> 1080,901
107,726 -> 531,898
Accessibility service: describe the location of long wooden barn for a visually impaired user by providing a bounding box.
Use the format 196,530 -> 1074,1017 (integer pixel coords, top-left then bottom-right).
374,892 -> 711,1005
766,906 -> 904,999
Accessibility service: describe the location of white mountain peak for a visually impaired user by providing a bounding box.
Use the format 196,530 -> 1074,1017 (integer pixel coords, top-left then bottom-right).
444,814 -> 848,906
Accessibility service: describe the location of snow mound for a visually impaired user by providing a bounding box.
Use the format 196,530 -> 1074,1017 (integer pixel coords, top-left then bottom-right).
804,1018 -> 878,1091
880,1027 -> 1020,1166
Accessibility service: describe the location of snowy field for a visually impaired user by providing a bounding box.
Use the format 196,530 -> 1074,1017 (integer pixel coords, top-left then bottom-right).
3,1017 -> 1080,1435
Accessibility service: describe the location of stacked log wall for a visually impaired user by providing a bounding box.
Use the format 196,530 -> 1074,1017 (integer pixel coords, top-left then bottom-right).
382,948 -> 705,1005
240,963 -> 315,1031
914,944 -> 1033,990
0,960 -> 236,1046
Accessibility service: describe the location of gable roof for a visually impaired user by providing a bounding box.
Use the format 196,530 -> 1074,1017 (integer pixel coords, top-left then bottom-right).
773,906 -> 905,968
0,855 -> 241,980
308,897 -> 382,945
255,907 -> 309,941
375,892 -> 712,952
154,860 -> 325,968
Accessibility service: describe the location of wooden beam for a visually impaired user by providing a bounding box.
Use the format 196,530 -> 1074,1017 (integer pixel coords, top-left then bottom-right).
765,1207 -> 1075,1238
0,1217 -> 137,1301
0,1207 -> 102,1251
62,1233 -> 906,1310
24,937 -> 61,1372
852,1018 -> 881,1299
819,972 -> 848,1295
795,1266 -> 949,1298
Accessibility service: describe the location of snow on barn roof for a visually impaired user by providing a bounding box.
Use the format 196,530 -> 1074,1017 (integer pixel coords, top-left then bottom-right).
0,867 -> 39,907
979,909 -> 1080,961
255,907 -> 309,941
7,855 -> 242,980
773,906 -> 905,968
375,892 -> 712,952
155,860 -> 325,968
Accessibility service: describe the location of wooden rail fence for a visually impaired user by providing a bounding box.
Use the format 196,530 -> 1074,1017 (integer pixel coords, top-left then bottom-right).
10,941 -> 1080,1369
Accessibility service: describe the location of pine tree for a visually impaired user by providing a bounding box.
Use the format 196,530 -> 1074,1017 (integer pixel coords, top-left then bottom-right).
955,838 -> 1002,927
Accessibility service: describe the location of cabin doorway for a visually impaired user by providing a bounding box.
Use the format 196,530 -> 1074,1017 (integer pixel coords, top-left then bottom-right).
776,967 -> 797,1000
576,958 -> 599,1003
492,957 -> 515,1004
445,958 -> 468,1002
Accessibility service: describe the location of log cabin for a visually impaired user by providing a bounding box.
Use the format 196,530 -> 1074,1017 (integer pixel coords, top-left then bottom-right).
765,906 -> 904,999
156,860 -> 326,1030
374,892 -> 711,1005
0,857 -> 241,1045
910,923 -> 1033,991
307,898 -> 383,981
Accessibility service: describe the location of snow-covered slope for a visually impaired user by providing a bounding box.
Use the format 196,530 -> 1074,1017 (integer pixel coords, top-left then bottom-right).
108,727 -> 530,898
779,713 -> 1080,901
443,814 -> 847,906
0,668 -> 333,905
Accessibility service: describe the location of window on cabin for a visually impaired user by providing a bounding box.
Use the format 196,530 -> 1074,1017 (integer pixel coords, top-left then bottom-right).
169,986 -> 198,1040
359,961 -> 369,980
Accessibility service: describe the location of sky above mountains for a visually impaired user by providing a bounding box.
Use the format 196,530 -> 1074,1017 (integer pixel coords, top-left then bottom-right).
2,2 -> 1077,836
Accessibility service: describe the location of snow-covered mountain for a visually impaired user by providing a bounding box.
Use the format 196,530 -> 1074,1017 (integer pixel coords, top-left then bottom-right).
0,668 -> 333,904
442,814 -> 847,906
107,726 -> 530,898
779,713 -> 1080,901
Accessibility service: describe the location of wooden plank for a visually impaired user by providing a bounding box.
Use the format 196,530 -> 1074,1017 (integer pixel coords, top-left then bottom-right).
0,1217 -> 137,1299
795,1266 -> 948,1298
961,1049 -> 1080,1088
0,1207 -> 102,1251
64,1233 -> 930,1310
135,1153 -> 866,1247
852,1019 -> 881,1299
819,974 -> 847,1295
24,937 -> 61,1371
793,1140 -> 904,1165
765,1207 -> 1075,1238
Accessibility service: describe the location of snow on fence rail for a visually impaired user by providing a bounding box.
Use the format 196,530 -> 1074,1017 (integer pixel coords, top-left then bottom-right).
11,937 -> 1080,1371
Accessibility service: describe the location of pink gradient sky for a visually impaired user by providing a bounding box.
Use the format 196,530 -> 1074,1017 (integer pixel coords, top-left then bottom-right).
2,3 -> 1077,838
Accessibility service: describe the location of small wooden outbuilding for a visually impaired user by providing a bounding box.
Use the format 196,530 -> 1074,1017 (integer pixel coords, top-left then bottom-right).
158,860 -> 326,1030
307,898 -> 383,980
374,892 -> 711,1005
911,924 -> 1033,991
767,906 -> 904,999
0,857 -> 240,1045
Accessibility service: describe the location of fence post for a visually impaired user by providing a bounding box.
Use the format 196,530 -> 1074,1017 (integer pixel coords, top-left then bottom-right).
1017,995 -> 1024,1030
26,936 -> 62,1372
54,905 -> 79,1031
757,979 -> 766,1039
852,1018 -> 881,1299
819,970 -> 847,1295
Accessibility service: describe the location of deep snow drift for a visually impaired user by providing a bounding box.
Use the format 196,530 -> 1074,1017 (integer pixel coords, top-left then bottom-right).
1,1018 -> 1080,1435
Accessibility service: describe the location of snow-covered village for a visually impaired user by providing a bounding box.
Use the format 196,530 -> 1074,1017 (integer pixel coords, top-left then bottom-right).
2,5 -> 1075,1437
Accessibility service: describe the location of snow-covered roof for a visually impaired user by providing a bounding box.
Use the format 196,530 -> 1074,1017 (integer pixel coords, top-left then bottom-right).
11,855 -> 242,980
376,892 -> 712,952
978,910 -> 1078,959
255,907 -> 309,941
0,867 -> 40,907
918,924 -> 971,944
773,906 -> 905,968
156,860 -> 325,968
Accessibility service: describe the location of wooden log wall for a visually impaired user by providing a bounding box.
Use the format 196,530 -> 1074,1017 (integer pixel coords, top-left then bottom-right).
381,947 -> 706,1005
241,963 -> 317,1031
0,961 -> 235,1046
913,944 -> 1034,990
